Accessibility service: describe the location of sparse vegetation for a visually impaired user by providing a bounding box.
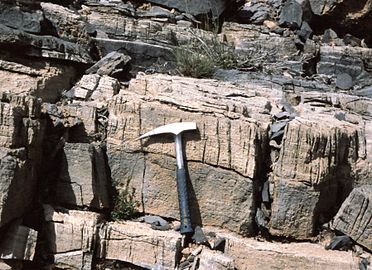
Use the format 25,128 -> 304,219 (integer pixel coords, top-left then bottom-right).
111,187 -> 139,220
173,29 -> 271,78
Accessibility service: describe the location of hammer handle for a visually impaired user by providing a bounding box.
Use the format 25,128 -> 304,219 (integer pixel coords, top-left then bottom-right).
176,167 -> 193,234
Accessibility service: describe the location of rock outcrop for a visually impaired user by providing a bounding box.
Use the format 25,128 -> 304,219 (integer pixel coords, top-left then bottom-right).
0,0 -> 371,269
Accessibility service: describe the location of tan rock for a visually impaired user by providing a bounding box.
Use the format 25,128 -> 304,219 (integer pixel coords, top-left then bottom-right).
43,205 -> 104,269
107,73 -> 272,234
97,221 -> 182,269
206,227 -> 359,270
270,115 -> 364,239
198,248 -> 235,270
0,58 -> 76,102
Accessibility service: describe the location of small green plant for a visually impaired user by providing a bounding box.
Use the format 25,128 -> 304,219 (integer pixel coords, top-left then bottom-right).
111,187 -> 139,220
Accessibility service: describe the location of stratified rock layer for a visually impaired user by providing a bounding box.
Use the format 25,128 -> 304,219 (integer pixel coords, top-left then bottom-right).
107,73 -> 272,235
97,221 -> 182,270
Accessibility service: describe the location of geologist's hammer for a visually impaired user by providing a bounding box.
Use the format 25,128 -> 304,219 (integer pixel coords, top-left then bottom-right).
138,122 -> 197,234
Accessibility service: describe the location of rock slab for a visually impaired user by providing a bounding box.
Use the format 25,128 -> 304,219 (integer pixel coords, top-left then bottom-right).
332,185 -> 372,251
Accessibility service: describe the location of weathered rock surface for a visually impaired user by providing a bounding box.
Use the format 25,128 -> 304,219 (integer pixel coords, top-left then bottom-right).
214,227 -> 359,270
0,95 -> 44,228
107,73 -> 272,234
145,0 -> 232,17
0,24 -> 93,64
317,45 -> 372,78
43,204 -> 103,270
269,114 -> 363,238
0,57 -> 76,102
54,142 -> 110,209
97,221 -> 182,269
332,185 -> 372,251
0,224 -> 37,261
67,74 -> 120,102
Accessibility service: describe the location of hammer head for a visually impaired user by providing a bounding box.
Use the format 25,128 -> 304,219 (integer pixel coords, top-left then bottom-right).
138,122 -> 197,140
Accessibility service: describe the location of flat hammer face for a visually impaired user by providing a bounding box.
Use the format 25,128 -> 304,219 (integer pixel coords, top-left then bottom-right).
138,122 -> 197,139
138,122 -> 197,234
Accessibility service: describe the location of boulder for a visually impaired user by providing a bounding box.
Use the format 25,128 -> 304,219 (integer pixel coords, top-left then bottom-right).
67,74 -> 120,102
222,22 -> 300,64
279,0 -> 303,29
332,185 -> 372,251
107,73 -> 272,234
43,205 -> 104,270
97,221 -> 182,269
85,51 -> 131,77
336,73 -> 354,90
0,224 -> 37,261
53,143 -> 110,209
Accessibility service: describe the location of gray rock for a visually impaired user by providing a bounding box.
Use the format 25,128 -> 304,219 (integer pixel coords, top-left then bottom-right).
279,0 -> 303,29
343,34 -> 361,47
325,235 -> 353,251
317,45 -> 371,78
322,28 -> 339,44
85,51 -> 131,77
237,2 -> 270,24
137,6 -> 175,19
144,0 -> 230,17
336,73 -> 354,90
0,3 -> 43,33
332,185 -> 372,251
297,21 -> 313,41
0,24 -> 93,63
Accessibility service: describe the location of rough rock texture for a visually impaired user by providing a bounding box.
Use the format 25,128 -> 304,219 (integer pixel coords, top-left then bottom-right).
145,0 -> 232,17
198,248 -> 235,270
97,221 -> 182,269
0,224 -> 37,261
43,205 -> 104,270
269,115 -> 363,238
0,0 -> 370,269
0,57 -> 76,102
107,73 -> 272,234
0,95 -> 44,228
54,143 -> 110,209
215,227 -> 359,270
332,185 -> 372,251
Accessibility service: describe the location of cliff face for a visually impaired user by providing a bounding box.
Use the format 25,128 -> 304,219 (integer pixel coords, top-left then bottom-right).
0,0 -> 371,269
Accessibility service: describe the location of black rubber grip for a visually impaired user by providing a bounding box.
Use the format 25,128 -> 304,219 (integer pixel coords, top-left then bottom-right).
176,167 -> 193,234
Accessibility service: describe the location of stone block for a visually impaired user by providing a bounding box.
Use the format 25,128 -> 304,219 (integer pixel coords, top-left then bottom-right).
332,185 -> 372,250
97,221 -> 182,269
